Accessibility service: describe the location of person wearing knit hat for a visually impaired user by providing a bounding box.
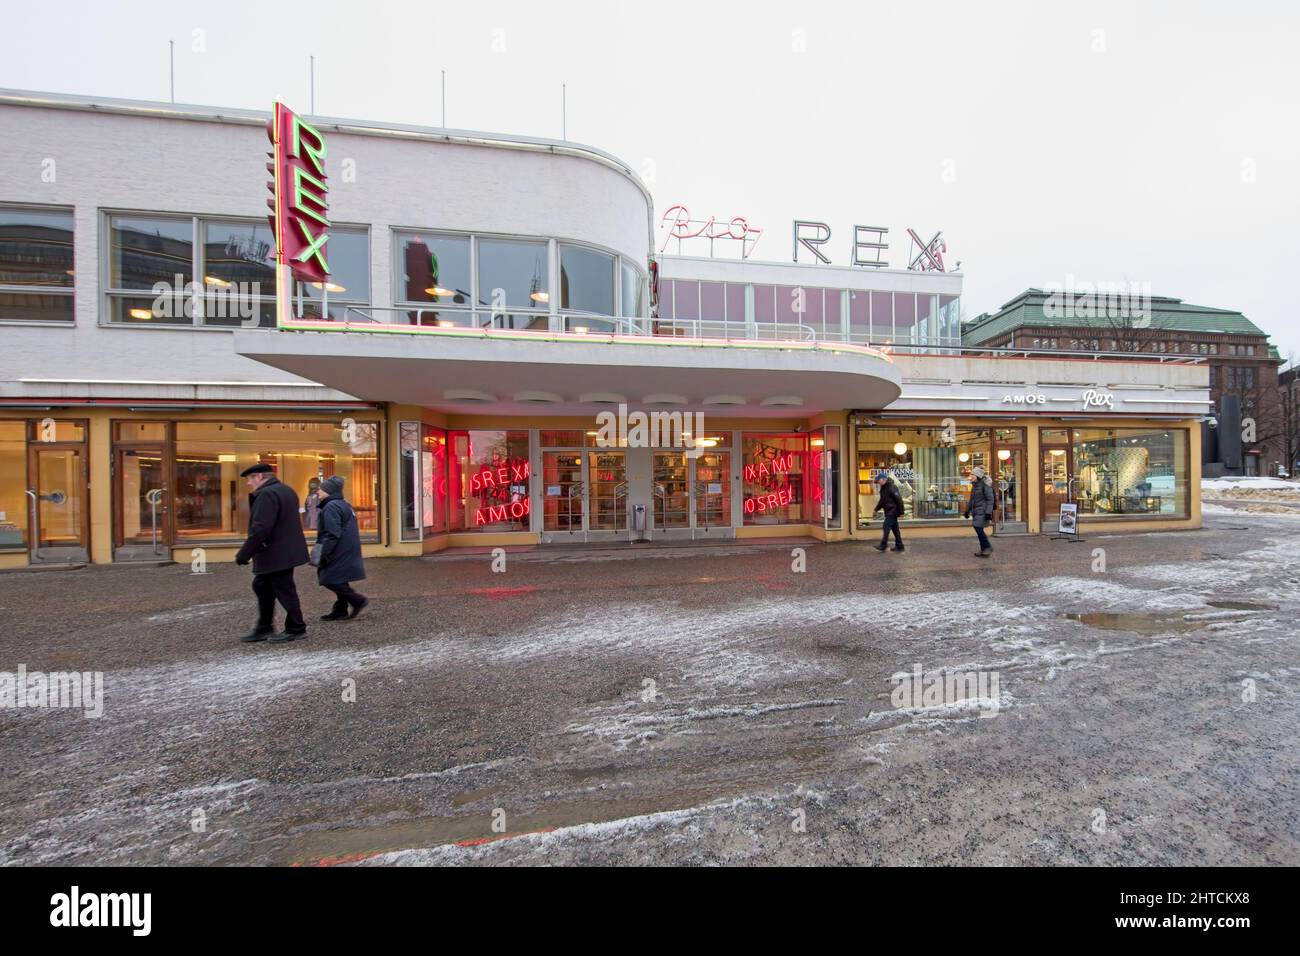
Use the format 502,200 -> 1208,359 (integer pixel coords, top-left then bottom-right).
964,466 -> 997,558
312,475 -> 369,621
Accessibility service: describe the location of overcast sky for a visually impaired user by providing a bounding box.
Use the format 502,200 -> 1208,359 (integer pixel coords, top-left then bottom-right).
4,0 -> 1297,358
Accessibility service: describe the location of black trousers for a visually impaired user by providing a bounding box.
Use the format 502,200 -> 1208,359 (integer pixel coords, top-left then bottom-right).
324,581 -> 366,614
879,513 -> 903,547
252,568 -> 305,631
974,523 -> 992,550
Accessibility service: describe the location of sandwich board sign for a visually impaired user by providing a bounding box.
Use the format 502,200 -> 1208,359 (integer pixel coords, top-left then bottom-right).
1055,501 -> 1081,540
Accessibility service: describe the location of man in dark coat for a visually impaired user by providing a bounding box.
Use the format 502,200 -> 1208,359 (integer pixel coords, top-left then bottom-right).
234,463 -> 309,643
314,475 -> 369,621
871,473 -> 905,552
964,465 -> 997,558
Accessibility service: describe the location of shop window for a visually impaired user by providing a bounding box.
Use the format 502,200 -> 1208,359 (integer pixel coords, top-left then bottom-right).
855,426 -> 990,525
741,434 -> 807,524
422,425 -> 448,535
811,426 -> 842,529
450,430 -> 531,532
173,420 -> 380,542
476,239 -> 548,329
0,205 -> 75,323
0,421 -> 26,549
540,430 -> 590,447
1072,429 -> 1188,518
560,244 -> 615,316
114,421 -> 168,442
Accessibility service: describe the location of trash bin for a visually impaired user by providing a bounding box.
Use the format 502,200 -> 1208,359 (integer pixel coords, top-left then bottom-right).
632,503 -> 646,532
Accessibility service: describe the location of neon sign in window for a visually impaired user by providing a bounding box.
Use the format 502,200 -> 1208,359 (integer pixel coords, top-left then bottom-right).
741,434 -> 807,525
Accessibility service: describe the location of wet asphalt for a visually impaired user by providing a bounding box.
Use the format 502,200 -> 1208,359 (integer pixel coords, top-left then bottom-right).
1,512 -> 1297,866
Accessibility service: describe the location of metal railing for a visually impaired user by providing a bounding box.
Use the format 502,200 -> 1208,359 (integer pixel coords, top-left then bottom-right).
281,307 -> 1205,364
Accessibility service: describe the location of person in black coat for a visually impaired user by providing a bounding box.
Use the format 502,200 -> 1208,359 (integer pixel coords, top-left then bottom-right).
871,473 -> 905,552
964,465 -> 997,558
234,463 -> 310,643
314,475 -> 369,621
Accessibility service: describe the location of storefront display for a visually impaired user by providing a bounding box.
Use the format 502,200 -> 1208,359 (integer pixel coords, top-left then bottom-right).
741,434 -> 807,524
856,426 -> 989,527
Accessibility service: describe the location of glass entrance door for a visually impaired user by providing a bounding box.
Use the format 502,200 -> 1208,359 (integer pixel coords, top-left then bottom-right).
115,447 -> 170,558
541,451 -> 585,540
30,446 -> 88,561
994,446 -> 1027,533
653,451 -> 690,531
588,451 -> 627,532
1040,445 -> 1073,532
693,448 -> 730,531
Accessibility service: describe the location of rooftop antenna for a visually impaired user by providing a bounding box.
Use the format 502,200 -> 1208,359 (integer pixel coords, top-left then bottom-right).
310,56 -> 315,114
562,83 -> 566,140
441,70 -> 446,127
169,40 -> 175,103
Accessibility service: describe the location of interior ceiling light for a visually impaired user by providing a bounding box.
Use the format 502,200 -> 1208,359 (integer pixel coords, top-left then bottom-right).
894,442 -> 908,455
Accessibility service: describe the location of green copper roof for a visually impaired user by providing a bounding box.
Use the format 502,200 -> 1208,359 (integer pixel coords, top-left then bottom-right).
963,289 -> 1270,344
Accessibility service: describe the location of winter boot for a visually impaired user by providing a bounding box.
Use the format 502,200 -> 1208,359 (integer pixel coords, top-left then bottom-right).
239,624 -> 274,643
891,545 -> 905,552
873,543 -> 887,552
348,596 -> 370,619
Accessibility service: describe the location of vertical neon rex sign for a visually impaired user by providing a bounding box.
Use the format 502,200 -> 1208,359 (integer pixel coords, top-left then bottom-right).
266,102 -> 330,326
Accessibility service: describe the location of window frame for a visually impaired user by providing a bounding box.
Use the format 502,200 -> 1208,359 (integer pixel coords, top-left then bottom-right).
0,203 -> 77,326
101,210 -> 371,330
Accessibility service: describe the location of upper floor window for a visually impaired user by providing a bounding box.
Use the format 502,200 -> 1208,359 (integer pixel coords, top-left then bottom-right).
620,259 -> 644,319
478,238 -> 549,330
0,205 -> 75,323
559,244 -> 614,316
106,213 -> 368,327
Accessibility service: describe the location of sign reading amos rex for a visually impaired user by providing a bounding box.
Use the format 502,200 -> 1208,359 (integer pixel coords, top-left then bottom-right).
266,102 -> 330,320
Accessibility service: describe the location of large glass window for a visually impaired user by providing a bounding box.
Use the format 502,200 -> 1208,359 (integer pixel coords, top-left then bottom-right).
173,420 -> 380,541
450,430 -> 531,531
108,215 -> 194,325
0,206 -> 75,323
1072,428 -> 1188,518
477,239 -> 548,329
397,233 -> 473,324
0,421 -> 26,548
109,214 -> 368,326
620,260 -> 645,318
856,426 -> 990,525
812,426 -> 842,529
742,434 -> 808,524
560,244 -> 614,315
297,226 -> 370,322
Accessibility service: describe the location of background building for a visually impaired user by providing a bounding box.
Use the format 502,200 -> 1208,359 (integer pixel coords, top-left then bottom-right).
963,289 -> 1284,475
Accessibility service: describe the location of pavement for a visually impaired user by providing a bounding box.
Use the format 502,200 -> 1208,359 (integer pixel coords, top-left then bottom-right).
1,511 -> 1297,866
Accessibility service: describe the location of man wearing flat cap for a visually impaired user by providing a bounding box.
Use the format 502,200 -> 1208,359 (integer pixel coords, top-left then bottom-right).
234,462 -> 310,643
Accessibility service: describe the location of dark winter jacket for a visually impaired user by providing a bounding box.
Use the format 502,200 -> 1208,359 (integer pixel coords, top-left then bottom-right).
873,479 -> 904,518
966,476 -> 997,526
315,493 -> 366,586
235,476 -> 309,574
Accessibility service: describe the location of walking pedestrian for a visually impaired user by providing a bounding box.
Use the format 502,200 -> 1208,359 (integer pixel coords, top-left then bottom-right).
964,465 -> 997,558
313,475 -> 369,621
234,463 -> 309,643
871,472 -> 905,552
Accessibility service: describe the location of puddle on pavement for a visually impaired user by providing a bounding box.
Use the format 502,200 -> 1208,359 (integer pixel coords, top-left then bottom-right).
1062,612 -> 1209,636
